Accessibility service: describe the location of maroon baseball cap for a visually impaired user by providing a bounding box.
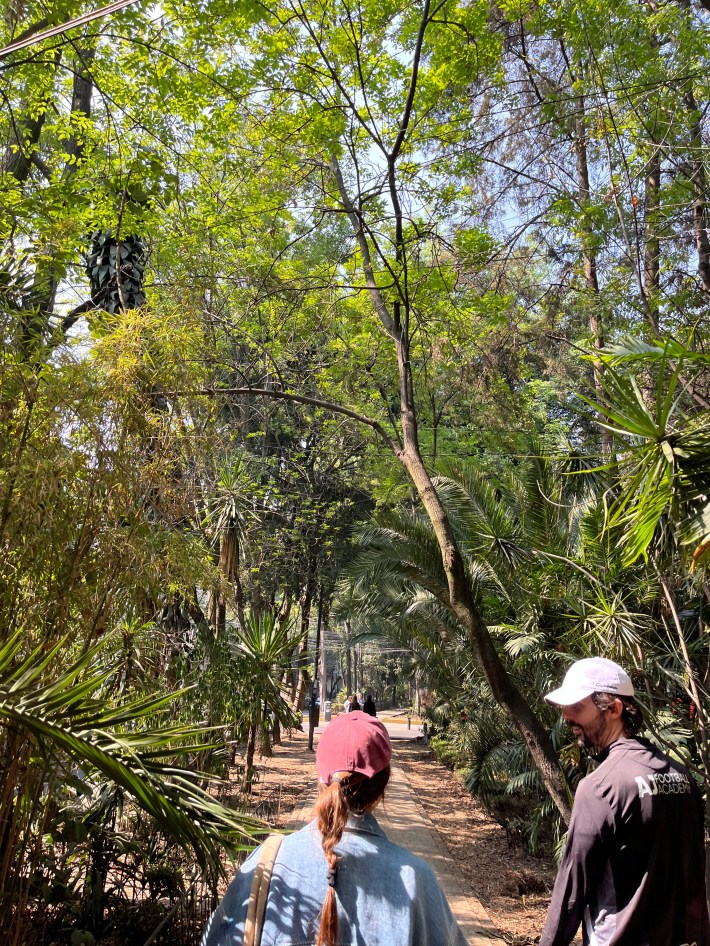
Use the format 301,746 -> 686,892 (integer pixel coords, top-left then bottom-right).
316,711 -> 392,784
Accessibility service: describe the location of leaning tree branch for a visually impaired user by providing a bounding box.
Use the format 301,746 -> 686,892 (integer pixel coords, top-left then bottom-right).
156,386 -> 401,453
390,0 -> 433,162
328,154 -> 398,338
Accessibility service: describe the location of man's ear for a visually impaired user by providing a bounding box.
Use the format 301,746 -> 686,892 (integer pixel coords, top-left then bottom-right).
609,697 -> 624,720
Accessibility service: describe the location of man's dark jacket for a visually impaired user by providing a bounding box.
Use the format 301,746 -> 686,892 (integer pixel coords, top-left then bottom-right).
540,737 -> 710,946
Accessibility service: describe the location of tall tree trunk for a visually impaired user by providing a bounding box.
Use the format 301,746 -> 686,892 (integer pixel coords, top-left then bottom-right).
644,145 -> 661,333
308,589 -> 323,750
258,700 -> 272,758
208,589 -> 226,636
395,374 -> 572,821
5,50 -> 63,354
2,50 -> 61,183
11,45 -> 97,350
243,722 -> 258,793
207,536 -> 226,636
319,596 -> 329,708
330,118 -> 572,822
293,561 -> 316,710
64,43 -> 95,167
345,622 -> 353,693
574,104 -> 612,454
684,88 -> 710,296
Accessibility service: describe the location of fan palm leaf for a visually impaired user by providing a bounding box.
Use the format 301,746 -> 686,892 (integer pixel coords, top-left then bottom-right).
581,340 -> 710,567
0,633 -> 267,873
232,612 -> 306,727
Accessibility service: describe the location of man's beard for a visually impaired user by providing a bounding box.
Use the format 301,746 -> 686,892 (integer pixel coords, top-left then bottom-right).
569,714 -> 609,754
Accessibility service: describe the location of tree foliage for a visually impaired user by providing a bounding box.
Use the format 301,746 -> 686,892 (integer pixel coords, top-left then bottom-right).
1,0 -> 709,931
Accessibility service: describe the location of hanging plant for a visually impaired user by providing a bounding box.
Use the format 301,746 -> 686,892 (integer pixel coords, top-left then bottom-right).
84,232 -> 146,314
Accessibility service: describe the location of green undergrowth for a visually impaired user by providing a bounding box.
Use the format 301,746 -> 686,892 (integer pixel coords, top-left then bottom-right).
428,733 -> 556,857
429,735 -> 469,774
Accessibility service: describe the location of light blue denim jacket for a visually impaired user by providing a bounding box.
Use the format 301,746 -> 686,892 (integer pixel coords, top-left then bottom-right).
201,812 -> 467,946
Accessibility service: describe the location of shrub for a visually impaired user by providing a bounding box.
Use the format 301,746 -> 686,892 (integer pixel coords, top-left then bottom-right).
429,736 -> 468,772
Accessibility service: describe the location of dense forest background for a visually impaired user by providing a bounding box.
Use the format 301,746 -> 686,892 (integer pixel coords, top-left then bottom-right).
1,0 -> 709,941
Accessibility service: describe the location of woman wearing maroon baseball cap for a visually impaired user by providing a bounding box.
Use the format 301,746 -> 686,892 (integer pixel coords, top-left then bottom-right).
201,711 -> 466,946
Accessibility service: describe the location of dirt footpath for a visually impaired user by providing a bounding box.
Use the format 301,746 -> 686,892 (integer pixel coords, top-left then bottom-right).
394,741 -> 555,945
239,728 -> 556,945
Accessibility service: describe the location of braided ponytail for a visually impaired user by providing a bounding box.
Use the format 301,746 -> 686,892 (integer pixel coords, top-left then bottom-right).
313,766 -> 390,946
314,779 -> 349,946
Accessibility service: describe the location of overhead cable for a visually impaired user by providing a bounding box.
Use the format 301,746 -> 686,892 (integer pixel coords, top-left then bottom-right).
0,0 -> 141,59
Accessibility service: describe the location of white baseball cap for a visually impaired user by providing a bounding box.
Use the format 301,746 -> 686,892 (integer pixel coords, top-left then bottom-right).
545,657 -> 634,706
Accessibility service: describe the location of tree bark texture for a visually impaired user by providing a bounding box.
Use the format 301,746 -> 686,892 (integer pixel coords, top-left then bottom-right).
293,571 -> 314,711
65,44 -> 95,166
644,145 -> 661,330
1,47 -> 60,184
345,621 -> 353,694
319,596 -> 328,708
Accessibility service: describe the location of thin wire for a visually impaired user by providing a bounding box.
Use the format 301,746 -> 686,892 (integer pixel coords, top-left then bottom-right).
0,0 -> 141,59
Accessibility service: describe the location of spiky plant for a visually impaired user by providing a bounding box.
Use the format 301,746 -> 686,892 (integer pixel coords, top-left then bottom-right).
232,611 -> 306,790
0,632 -> 267,940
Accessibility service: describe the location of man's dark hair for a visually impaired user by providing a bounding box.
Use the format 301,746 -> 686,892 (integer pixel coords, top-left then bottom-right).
592,692 -> 644,737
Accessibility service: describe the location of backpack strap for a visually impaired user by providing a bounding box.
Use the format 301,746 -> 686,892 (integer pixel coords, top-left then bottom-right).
243,833 -> 285,946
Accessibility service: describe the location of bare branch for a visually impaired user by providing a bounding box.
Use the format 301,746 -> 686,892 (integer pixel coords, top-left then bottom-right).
156,385 -> 401,453
328,153 -> 398,338
390,0 -> 432,162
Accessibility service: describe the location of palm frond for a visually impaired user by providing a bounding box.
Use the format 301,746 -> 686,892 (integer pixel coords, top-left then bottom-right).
0,633 -> 267,872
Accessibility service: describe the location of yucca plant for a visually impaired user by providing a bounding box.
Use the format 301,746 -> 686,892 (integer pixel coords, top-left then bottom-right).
232,611 -> 306,791
203,454 -> 260,634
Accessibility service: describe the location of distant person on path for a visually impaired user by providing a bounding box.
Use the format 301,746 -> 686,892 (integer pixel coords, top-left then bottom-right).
363,694 -> 377,716
344,695 -> 353,713
201,711 -> 468,946
539,657 -> 709,946
350,694 -> 361,712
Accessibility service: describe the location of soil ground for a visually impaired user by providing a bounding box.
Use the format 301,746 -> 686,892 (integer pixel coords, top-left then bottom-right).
394,741 -> 555,945
239,726 -> 557,945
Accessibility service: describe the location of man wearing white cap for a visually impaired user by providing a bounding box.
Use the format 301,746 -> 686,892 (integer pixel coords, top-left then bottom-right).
539,657 -> 709,946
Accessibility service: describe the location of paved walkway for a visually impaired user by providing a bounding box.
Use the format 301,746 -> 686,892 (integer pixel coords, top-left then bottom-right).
288,754 -> 506,946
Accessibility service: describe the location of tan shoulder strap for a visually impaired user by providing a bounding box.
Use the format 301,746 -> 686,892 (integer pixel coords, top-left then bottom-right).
243,833 -> 285,946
